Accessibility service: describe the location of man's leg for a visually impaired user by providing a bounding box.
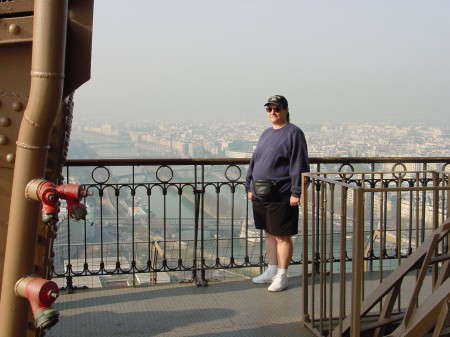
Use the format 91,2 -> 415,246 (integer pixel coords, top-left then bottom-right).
275,235 -> 293,269
265,231 -> 278,265
268,235 -> 292,291
252,231 -> 278,283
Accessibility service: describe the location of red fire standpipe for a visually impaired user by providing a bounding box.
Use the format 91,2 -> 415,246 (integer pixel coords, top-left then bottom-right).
25,179 -> 60,225
15,277 -> 60,329
19,178 -> 90,329
25,178 -> 90,225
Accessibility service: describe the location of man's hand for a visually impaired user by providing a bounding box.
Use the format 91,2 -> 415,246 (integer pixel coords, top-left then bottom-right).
247,191 -> 254,201
290,196 -> 300,206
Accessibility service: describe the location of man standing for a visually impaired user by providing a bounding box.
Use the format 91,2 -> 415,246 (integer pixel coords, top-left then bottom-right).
246,95 -> 310,291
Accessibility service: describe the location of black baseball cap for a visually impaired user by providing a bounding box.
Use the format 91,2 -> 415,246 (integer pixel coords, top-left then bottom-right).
264,95 -> 288,108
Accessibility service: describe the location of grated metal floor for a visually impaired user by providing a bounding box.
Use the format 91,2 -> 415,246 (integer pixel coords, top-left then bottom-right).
45,276 -> 316,337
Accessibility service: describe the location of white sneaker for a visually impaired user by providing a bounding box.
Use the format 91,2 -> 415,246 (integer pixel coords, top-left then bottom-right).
268,274 -> 288,292
252,269 -> 276,284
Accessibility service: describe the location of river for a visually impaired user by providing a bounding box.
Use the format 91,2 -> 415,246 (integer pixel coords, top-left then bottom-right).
68,131 -> 247,222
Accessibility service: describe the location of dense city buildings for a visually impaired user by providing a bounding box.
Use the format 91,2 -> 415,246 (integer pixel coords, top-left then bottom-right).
70,118 -> 450,161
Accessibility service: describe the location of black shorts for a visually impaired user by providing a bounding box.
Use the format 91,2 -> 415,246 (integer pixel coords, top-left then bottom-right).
252,196 -> 299,236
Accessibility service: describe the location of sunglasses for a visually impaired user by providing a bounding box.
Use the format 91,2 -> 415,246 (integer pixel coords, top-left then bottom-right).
265,107 -> 282,113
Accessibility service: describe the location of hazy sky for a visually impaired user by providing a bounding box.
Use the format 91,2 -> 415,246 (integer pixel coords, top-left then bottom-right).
73,0 -> 450,126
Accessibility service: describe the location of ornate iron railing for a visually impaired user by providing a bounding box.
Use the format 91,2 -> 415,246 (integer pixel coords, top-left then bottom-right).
52,157 -> 450,292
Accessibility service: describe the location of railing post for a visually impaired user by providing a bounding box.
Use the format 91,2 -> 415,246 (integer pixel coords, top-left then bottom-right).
369,168 -> 376,271
350,188 -> 364,337
66,275 -> 73,294
199,164 -> 207,286
315,180 -> 321,274
192,188 -> 199,284
302,174 -> 310,324
420,166 -> 427,243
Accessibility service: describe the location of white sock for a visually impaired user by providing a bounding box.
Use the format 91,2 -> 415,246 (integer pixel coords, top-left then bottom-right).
268,264 -> 278,274
277,268 -> 288,277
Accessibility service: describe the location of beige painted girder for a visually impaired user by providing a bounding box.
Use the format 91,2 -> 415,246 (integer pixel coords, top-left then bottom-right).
0,1 -> 68,336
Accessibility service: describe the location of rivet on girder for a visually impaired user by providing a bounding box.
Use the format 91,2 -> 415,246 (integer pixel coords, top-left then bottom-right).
9,24 -> 21,35
12,101 -> 23,112
0,135 -> 8,145
0,116 -> 11,127
6,153 -> 15,163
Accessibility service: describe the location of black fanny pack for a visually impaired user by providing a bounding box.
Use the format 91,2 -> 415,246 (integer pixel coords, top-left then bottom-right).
252,180 -> 277,197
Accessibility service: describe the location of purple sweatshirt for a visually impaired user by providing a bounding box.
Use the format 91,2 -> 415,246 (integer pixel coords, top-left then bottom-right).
246,123 -> 310,199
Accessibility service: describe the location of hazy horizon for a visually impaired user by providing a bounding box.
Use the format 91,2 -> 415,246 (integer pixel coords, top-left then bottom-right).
73,1 -> 450,126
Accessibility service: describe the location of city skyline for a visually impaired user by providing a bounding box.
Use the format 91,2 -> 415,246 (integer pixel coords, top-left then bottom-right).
73,1 -> 450,126
69,118 -> 450,160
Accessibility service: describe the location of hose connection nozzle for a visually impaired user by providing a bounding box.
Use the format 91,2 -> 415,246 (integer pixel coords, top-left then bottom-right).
15,277 -> 60,330
25,178 -> 91,225
56,183 -> 91,221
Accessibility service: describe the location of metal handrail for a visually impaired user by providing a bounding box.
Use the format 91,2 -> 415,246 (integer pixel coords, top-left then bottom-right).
301,170 -> 450,337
